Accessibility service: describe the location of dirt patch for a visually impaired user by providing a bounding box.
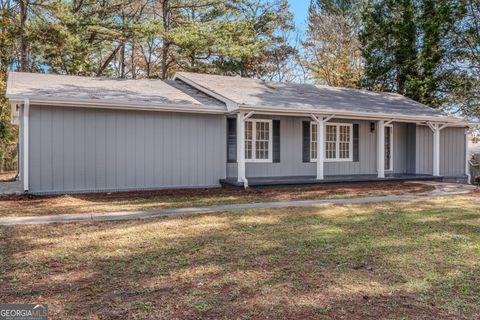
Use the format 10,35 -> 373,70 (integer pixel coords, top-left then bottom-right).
0,172 -> 16,182
0,182 -> 436,217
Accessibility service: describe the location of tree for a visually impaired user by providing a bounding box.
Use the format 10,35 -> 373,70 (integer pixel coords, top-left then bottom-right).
301,0 -> 363,87
360,0 -> 464,108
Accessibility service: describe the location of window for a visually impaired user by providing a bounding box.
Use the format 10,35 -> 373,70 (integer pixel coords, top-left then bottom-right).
311,123 -> 353,161
245,119 -> 272,162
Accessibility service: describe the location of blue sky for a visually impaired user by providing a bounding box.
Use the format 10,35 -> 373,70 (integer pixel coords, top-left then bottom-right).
288,0 -> 310,34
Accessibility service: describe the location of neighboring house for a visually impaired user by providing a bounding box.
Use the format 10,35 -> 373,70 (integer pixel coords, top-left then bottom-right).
6,72 -> 476,194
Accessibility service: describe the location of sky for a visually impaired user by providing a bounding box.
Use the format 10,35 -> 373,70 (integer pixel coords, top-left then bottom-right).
288,0 -> 310,35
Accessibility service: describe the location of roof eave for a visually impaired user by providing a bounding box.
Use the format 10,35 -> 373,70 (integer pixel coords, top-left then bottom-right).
6,95 -> 228,115
237,104 -> 472,126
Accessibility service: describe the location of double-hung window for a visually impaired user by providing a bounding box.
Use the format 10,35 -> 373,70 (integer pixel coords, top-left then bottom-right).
245,119 -> 272,162
311,123 -> 353,161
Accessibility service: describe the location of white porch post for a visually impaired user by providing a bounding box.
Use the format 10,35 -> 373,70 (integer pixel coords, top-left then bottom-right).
311,114 -> 334,180
317,120 -> 325,180
427,122 -> 446,177
433,127 -> 440,176
236,111 -> 246,185
23,98 -> 30,192
377,120 -> 385,178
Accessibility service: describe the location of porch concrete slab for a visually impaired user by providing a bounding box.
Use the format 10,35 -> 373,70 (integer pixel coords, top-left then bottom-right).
221,174 -> 443,187
0,182 -> 475,226
0,181 -> 23,195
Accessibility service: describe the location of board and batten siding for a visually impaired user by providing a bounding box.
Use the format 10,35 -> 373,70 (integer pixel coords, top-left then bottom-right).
27,105 -> 226,193
416,125 -> 466,177
226,117 -> 415,178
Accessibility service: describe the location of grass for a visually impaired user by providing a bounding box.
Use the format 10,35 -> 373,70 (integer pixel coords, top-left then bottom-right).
0,181 -> 434,217
1,194 -> 479,319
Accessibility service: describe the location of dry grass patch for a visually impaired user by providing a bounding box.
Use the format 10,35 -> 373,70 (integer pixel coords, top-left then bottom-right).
1,194 -> 479,319
0,171 -> 16,182
0,181 -> 435,217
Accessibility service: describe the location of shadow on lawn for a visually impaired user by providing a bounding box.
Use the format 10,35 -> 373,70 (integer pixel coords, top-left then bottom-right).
1,201 -> 479,319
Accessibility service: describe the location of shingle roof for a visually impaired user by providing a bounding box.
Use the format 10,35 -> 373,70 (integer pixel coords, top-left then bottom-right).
176,72 -> 450,119
7,72 -> 227,112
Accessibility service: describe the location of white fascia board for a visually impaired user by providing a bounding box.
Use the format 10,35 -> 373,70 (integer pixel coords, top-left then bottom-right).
10,102 -> 19,124
172,73 -> 238,112
238,105 -> 470,126
6,95 -> 228,115
6,71 -> 13,96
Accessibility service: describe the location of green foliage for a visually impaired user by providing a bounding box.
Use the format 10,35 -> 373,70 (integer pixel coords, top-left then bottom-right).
360,0 -> 467,110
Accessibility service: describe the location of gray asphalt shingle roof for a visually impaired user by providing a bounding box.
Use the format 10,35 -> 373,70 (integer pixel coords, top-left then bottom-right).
7,72 -> 227,111
176,72 -> 450,119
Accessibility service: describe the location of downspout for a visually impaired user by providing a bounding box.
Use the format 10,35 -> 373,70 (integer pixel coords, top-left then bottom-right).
23,98 -> 30,192
465,129 -> 471,184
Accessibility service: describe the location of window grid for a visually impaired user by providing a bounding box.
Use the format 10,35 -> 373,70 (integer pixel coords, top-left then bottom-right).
311,123 -> 352,161
245,119 -> 272,162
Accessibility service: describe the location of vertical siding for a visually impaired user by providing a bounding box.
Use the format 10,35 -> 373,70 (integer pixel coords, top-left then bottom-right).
416,125 -> 433,174
440,127 -> 466,177
392,123 -> 407,174
416,125 -> 466,177
405,123 -> 416,174
29,105 -> 226,193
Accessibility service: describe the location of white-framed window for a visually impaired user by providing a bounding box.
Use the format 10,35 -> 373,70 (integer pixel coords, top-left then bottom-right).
311,122 -> 353,162
245,119 -> 272,162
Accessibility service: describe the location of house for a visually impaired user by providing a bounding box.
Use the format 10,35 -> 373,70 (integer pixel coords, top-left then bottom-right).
6,71 -> 475,194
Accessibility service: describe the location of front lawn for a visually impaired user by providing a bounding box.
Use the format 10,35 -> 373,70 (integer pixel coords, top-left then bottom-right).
0,181 -> 434,217
1,194 -> 479,319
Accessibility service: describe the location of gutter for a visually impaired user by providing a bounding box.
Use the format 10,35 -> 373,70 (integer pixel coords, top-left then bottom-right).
23,98 -> 30,192
238,105 -> 473,126
7,96 -> 227,115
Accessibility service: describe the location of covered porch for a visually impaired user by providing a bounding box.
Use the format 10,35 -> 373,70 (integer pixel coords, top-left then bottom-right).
228,110 -> 468,188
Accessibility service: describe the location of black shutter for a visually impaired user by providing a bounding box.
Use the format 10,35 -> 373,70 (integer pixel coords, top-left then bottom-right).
302,121 -> 310,162
272,120 -> 280,163
353,123 -> 359,162
227,118 -> 236,163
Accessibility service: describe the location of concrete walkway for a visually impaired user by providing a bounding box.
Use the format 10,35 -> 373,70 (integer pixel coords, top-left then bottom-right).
0,182 -> 476,226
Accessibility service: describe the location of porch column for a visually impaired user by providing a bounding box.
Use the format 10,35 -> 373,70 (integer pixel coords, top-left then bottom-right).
236,111 -> 246,184
433,127 -> 440,176
311,114 -> 334,180
317,120 -> 325,180
427,122 -> 448,177
377,120 -> 385,178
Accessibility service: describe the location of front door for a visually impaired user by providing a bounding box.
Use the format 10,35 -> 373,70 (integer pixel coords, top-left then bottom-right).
385,125 -> 393,171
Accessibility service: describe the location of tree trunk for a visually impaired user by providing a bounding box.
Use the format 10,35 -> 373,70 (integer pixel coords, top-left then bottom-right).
131,41 -> 136,79
160,0 -> 171,79
161,42 -> 170,79
120,41 -> 126,78
18,0 -> 28,71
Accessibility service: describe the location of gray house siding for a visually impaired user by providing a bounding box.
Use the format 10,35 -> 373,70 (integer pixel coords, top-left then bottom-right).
227,117 -> 415,179
416,125 -> 433,174
416,125 -> 466,177
27,105 -> 226,193
440,127 -> 466,177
